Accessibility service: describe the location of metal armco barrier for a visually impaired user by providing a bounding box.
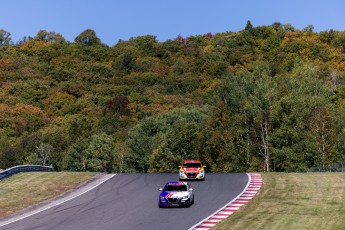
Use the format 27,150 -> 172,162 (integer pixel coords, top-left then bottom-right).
0,165 -> 53,180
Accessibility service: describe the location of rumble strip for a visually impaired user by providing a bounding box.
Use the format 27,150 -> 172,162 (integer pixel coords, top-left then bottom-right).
189,173 -> 262,230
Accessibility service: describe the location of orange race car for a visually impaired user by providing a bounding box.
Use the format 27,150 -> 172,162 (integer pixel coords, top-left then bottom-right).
179,160 -> 206,181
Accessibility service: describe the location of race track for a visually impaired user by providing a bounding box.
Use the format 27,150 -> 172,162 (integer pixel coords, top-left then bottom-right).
0,173 -> 248,230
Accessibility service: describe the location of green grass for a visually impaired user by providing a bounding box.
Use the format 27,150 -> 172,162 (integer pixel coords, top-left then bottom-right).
0,172 -> 96,218
213,173 -> 345,230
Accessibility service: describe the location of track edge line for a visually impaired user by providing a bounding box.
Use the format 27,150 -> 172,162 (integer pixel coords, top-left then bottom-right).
188,172 -> 262,230
0,174 -> 116,227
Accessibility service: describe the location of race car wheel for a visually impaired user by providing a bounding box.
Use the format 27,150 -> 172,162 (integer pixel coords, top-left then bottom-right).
186,199 -> 191,207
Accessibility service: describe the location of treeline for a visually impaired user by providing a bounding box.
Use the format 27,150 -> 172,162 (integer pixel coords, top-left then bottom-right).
1,21 -> 345,172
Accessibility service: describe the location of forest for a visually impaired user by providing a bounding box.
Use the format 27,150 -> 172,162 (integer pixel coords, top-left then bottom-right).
1,21 -> 345,173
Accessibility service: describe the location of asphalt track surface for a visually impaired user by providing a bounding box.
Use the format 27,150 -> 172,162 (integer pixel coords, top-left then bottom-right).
0,173 -> 248,230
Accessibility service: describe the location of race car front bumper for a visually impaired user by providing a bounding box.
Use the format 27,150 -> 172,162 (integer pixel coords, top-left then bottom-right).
179,170 -> 205,180
159,196 -> 191,207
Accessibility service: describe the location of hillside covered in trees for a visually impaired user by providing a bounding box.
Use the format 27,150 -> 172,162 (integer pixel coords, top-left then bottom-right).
1,22 -> 345,173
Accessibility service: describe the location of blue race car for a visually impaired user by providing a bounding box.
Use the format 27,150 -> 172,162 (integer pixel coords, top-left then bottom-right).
158,181 -> 194,208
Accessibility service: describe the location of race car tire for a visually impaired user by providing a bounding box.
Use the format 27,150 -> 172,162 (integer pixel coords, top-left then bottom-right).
186,199 -> 192,207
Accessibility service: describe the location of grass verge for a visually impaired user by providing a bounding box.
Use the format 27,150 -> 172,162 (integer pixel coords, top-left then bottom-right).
213,172 -> 345,230
0,172 -> 96,218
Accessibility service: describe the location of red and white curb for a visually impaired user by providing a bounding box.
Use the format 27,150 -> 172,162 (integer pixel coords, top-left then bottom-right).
188,173 -> 262,230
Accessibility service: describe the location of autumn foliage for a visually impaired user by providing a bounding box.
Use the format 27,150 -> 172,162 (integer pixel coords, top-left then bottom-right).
1,25 -> 345,172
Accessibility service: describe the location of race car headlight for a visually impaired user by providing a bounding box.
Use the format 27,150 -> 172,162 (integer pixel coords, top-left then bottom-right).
181,195 -> 190,200
160,196 -> 166,202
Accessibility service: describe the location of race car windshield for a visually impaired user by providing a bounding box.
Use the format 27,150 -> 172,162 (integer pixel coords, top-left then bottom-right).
164,185 -> 188,191
183,163 -> 201,168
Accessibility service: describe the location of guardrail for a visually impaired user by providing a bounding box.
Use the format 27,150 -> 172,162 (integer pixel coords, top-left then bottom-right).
0,165 -> 53,180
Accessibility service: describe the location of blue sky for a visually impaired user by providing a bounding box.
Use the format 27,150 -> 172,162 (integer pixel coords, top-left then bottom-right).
2,0 -> 345,46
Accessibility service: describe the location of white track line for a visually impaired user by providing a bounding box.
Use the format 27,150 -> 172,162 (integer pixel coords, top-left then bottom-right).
0,174 -> 116,227
188,173 -> 262,230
